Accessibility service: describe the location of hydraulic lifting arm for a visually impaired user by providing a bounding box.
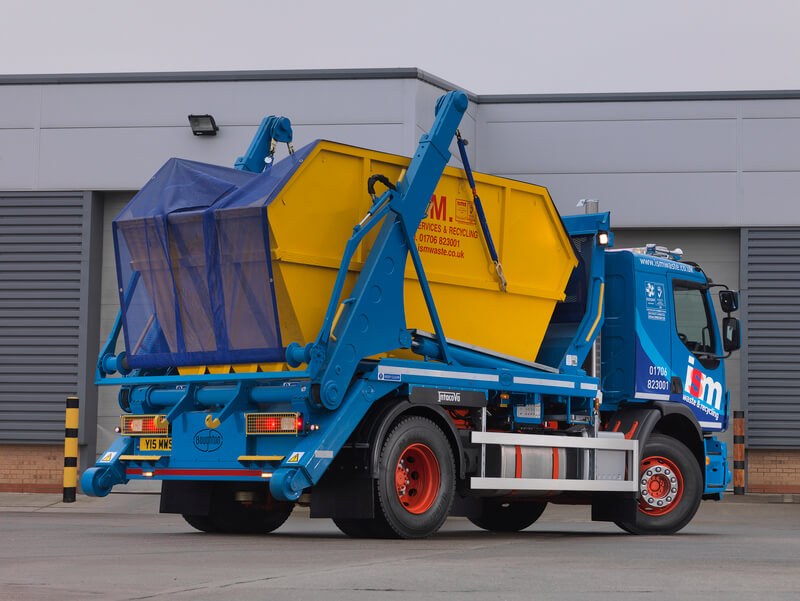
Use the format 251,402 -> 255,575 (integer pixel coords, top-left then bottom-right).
234,115 -> 294,173
287,90 -> 470,409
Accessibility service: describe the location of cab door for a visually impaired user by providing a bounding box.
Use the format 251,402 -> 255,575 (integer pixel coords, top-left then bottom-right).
669,277 -> 726,431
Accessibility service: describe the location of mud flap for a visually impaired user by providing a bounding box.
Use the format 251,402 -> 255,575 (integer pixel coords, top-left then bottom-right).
160,481 -> 213,515
310,473 -> 375,519
591,492 -> 637,523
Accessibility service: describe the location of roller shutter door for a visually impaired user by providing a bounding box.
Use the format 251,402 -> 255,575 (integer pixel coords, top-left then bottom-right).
742,228 -> 800,449
0,192 -> 97,443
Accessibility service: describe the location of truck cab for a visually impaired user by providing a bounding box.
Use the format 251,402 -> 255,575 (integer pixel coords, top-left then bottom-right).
603,248 -> 731,431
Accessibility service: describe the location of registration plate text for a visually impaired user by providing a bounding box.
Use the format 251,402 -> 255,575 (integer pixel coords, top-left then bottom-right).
140,438 -> 172,452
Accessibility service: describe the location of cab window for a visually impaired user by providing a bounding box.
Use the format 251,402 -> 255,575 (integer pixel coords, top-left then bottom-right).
673,282 -> 718,368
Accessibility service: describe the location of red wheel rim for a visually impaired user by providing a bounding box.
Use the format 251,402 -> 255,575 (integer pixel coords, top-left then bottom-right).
395,443 -> 440,514
638,455 -> 684,516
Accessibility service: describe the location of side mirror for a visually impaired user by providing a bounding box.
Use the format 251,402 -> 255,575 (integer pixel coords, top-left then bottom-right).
722,316 -> 741,352
719,290 -> 739,313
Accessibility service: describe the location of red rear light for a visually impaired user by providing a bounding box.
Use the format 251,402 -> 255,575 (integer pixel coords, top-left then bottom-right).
121,415 -> 169,436
246,413 -> 303,435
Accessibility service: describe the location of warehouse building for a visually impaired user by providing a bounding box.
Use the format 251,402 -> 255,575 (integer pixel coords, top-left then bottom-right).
0,68 -> 797,493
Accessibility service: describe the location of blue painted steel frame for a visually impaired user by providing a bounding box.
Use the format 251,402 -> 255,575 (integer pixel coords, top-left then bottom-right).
304,90 -> 470,410
86,91 -> 473,499
234,115 -> 293,173
559,212 -> 610,373
85,90 -> 613,502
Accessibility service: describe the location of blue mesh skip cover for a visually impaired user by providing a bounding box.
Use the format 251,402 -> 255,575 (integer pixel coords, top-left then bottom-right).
113,145 -> 316,369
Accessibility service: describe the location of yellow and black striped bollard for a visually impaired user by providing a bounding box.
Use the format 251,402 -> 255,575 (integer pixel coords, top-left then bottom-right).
63,396 -> 79,503
733,410 -> 745,495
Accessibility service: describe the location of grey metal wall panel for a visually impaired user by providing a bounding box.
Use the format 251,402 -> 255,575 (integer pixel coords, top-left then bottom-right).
0,193 -> 89,443
477,96 -> 800,230
0,130 -> 36,189
739,99 -> 800,119
742,118 -> 800,170
4,77 -> 415,191
40,80 -> 406,128
38,124 -> 405,190
742,228 -> 800,449
0,73 -> 796,230
506,172 -> 738,228
0,86 -> 41,128
740,173 -> 800,226
479,100 -> 741,122
482,119 -> 737,175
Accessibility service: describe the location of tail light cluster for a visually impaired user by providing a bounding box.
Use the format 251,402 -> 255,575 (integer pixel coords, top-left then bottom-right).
246,413 -> 304,435
121,415 -> 169,436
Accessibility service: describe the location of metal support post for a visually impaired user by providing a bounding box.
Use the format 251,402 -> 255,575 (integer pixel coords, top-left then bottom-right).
733,411 -> 745,495
63,396 -> 79,503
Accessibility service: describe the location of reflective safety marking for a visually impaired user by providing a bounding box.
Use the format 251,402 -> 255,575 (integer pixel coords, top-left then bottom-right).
379,367 -> 588,391
126,468 -> 263,477
699,421 -> 722,429
635,392 -> 671,401
585,282 -> 605,342
286,452 -> 304,464
238,455 -> 285,462
99,451 -> 117,463
377,365 -> 499,383
513,376 -> 575,389
120,455 -> 162,461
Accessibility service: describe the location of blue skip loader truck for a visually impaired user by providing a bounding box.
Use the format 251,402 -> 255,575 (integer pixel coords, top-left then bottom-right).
83,90 -> 740,538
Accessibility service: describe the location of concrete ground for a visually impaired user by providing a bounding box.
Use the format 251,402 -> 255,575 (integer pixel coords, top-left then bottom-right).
0,492 -> 798,601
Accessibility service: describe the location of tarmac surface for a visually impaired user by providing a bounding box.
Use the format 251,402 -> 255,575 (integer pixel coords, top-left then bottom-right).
0,491 -> 798,601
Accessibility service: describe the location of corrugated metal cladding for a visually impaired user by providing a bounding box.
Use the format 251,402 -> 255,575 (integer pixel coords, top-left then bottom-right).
0,193 -> 96,443
742,228 -> 800,449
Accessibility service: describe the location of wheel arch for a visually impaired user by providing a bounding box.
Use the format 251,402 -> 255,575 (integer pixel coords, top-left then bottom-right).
651,402 -> 705,480
361,398 -> 465,480
606,401 -> 705,484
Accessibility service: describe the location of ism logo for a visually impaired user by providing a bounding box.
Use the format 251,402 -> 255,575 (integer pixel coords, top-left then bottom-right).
683,356 -> 723,410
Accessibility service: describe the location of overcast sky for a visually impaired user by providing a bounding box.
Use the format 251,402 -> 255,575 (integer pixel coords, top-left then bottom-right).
2,0 -> 798,95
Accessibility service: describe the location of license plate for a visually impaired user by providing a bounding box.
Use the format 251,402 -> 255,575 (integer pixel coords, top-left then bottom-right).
140,437 -> 172,452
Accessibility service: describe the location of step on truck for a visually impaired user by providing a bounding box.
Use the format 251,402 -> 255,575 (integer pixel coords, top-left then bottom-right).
83,90 -> 740,538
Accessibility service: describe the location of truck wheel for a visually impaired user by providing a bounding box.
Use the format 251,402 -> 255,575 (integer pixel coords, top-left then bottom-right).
212,500 -> 293,534
332,518 -> 384,538
182,514 -> 219,533
469,499 -> 547,532
186,483 -> 294,534
375,416 -> 455,539
616,433 -> 702,535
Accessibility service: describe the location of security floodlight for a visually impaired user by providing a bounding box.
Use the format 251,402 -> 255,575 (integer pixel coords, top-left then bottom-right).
188,114 -> 218,136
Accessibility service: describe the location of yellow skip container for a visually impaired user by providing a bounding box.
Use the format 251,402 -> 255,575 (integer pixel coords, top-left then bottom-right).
266,140 -> 576,365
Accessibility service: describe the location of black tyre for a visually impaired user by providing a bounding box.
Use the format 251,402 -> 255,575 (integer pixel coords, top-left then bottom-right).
375,416 -> 455,539
184,483 -> 293,534
469,499 -> 547,532
212,496 -> 293,534
616,433 -> 703,535
332,518 -> 386,538
182,514 -> 219,533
